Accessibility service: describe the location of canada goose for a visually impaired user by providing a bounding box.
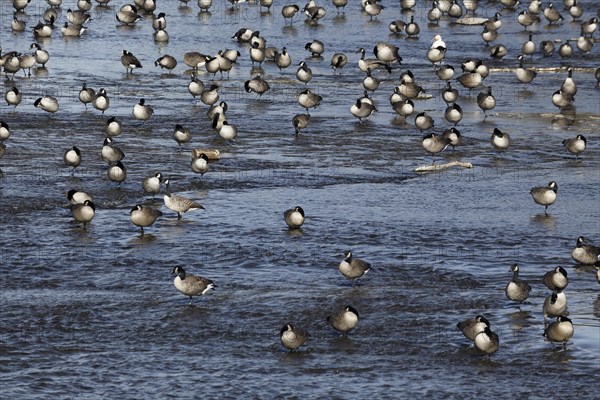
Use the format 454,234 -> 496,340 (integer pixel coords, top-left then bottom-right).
522,34 -> 535,57
515,55 -> 537,85
562,134 -> 586,159
171,124 -> 191,146
107,161 -> 126,185
292,113 -> 310,135
304,2 -> 326,21
183,52 -> 208,70
130,204 -> 162,235
78,83 -> 95,110
71,200 -> 95,228
280,324 -> 309,351
284,206 -> 305,229
350,98 -> 377,123
427,2 -> 442,23
201,84 -> 219,106
490,44 -> 507,59
447,0 -> 462,17
155,55 -> 177,72
528,0 -> 541,14
140,0 -> 156,13
405,15 -> 420,37
505,264 -> 531,304
396,79 -> 422,99
0,120 -> 10,141
543,266 -> 568,291
543,3 -> 562,24
152,12 -> 166,30
67,8 -> 91,26
362,69 -> 379,92
295,61 -> 312,84
281,5 -> 300,23
561,68 -> 577,97
477,87 -> 495,116
540,40 -> 555,57
132,99 -> 153,122
392,98 -> 414,119
63,146 -> 81,172
491,128 -> 510,151
207,101 -> 228,121
164,179 -> 205,219
116,5 -> 143,24
250,31 -> 267,49
422,132 -> 450,162
216,120 -> 238,141
581,17 -> 598,37
33,19 -> 53,38
249,43 -> 266,67
332,0 -> 347,13
101,137 -> 125,164
571,236 -> 600,265
442,82 -> 458,104
357,47 -> 392,73
474,327 -> 499,355
18,53 -> 36,77
34,96 -> 59,113
457,315 -> 490,341
364,0 -> 384,19
121,50 -> 142,74
187,74 -> 205,102
427,46 -> 447,67
142,172 -> 163,195
92,88 -> 109,114
544,316 -> 573,348
222,49 -> 240,63
543,290 -> 568,320
483,12 -> 501,30
442,127 -> 461,150
13,0 -> 31,12
389,20 -> 406,33
5,87 -> 22,109
481,27 -> 497,45
559,41 -> 573,58
67,189 -> 92,205
530,181 -> 557,213
435,64 -> 454,81
77,0 -> 92,11
328,306 -> 359,335
518,10 -> 540,30
330,53 -> 348,73
105,116 -> 121,137
61,22 -> 86,37
191,153 -> 209,175
245,75 -> 270,97
373,42 -> 401,64
401,69 -> 416,83
274,47 -> 292,72
232,27 -> 253,42
298,89 -> 322,113
305,40 -> 324,57
259,0 -> 273,11
12,16 -> 26,32
457,71 -> 482,90
171,266 -> 215,305
339,250 -> 371,284
414,112 -> 434,131
444,103 -> 463,125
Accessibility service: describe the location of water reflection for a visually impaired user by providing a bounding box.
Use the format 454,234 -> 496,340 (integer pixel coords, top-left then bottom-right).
531,213 -> 556,230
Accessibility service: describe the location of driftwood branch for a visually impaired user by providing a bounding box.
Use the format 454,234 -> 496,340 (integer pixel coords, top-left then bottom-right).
414,161 -> 473,172
192,148 -> 221,160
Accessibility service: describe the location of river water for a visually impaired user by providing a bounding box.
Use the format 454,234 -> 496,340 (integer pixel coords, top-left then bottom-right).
1,0 -> 599,397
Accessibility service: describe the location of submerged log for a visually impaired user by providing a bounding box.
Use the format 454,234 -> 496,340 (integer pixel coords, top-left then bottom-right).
414,161 -> 473,172
192,148 -> 221,160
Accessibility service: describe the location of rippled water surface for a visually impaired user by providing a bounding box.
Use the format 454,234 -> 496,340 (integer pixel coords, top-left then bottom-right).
1,0 -> 599,397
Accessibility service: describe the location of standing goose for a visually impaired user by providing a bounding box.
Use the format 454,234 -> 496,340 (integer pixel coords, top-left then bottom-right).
562,134 -> 586,159
18,53 -> 36,77
183,52 -> 208,71
422,132 -> 450,163
173,124 -> 192,146
12,16 -> 26,32
571,236 -> 600,265
477,87 -> 495,117
543,290 -> 568,320
101,137 -> 125,164
5,87 -> 22,109
215,120 -> 238,141
515,55 -> 537,84
274,47 -> 292,72
105,117 -> 122,137
107,161 -> 127,185
244,75 -> 270,97
362,68 -> 379,92
207,101 -> 228,121
130,204 -> 162,235
92,88 -> 110,114
171,266 -> 215,305
442,82 -> 458,104
63,146 -> 81,173
505,264 -> 532,304
78,83 -> 95,109
67,189 -> 92,205
518,10 -> 540,30
164,179 -> 205,219
327,306 -> 359,335
415,112 -> 434,131
280,324 -> 309,351
457,71 -> 482,91
201,84 -> 219,106
559,40 -> 573,58
132,98 -> 153,121
543,3 -> 563,24
281,4 -> 300,23
530,181 -> 557,213
70,200 -> 95,228
474,327 -> 499,355
191,153 -> 209,175
339,250 -> 372,284
491,128 -> 510,151
350,98 -> 376,123
457,315 -> 490,341
34,96 -> 59,113
427,2 -> 442,23
540,40 -> 555,56
305,40 -> 324,57
61,22 -> 86,37
142,172 -> 163,195
357,47 -> 392,73
364,0 -> 384,20
298,89 -> 322,113
0,121 -> 10,141
292,114 -> 310,135
442,127 -> 461,151
296,61 -> 312,84
522,34 -> 535,57
116,5 -> 143,25
152,12 -> 166,31
121,50 -> 142,74
283,206 -> 305,229
330,53 -> 348,74
405,15 -> 420,37
188,74 -> 205,102
435,64 -> 454,81
67,8 -> 91,26
543,266 -> 568,291
373,42 -> 401,64
392,98 -> 414,119
544,316 -> 573,348
154,55 -> 177,72
561,68 -> 577,97
332,0 -> 347,13
30,43 -> 49,67
427,46 -> 447,66
444,103 -> 463,125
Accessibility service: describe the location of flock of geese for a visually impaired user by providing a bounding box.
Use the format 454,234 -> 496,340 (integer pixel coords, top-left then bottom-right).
1,0 -> 599,354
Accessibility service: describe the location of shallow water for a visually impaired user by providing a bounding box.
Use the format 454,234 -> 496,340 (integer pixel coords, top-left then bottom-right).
1,0 -> 599,397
